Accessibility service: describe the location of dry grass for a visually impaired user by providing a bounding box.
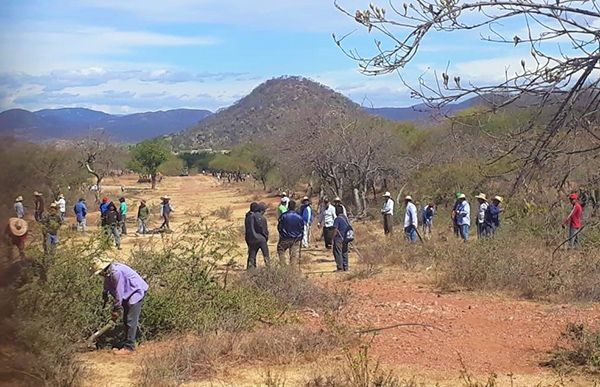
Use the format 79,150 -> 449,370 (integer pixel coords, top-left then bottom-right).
136,325 -> 345,386
545,323 -> 600,374
211,205 -> 234,220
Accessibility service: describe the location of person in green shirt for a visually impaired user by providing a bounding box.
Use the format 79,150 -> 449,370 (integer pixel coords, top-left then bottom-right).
136,200 -> 149,235
41,202 -> 62,255
277,198 -> 288,219
119,197 -> 128,235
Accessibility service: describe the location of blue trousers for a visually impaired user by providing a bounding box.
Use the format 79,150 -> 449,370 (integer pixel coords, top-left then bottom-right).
459,224 -> 469,241
404,226 -> 417,243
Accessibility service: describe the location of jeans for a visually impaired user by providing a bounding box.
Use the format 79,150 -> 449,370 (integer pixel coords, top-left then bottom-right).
302,223 -> 311,248
277,238 -> 301,266
383,214 -> 394,234
77,218 -> 87,232
404,226 -> 417,243
121,214 -> 128,235
46,234 -> 58,255
137,218 -> 148,234
332,239 -> 349,271
322,226 -> 334,248
111,225 -> 121,248
568,226 -> 581,248
122,297 -> 143,350
247,240 -> 270,269
422,221 -> 432,237
477,222 -> 486,238
459,224 -> 469,241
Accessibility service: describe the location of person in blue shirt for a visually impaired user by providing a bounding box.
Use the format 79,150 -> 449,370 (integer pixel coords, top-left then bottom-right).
299,196 -> 313,248
99,197 -> 110,227
422,202 -> 435,239
332,205 -> 351,272
484,196 -> 503,236
455,193 -> 471,241
73,198 -> 88,232
277,200 -> 304,266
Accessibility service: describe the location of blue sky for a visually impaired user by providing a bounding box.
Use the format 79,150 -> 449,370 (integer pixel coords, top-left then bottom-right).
0,0 -> 536,113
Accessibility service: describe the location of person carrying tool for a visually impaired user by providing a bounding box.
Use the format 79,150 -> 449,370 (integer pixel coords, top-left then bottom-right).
381,192 -> 394,235
245,202 -> 270,269
277,200 -> 304,266
563,193 -> 583,248
33,191 -> 44,222
14,196 -> 25,219
403,196 -> 418,243
92,257 -> 148,354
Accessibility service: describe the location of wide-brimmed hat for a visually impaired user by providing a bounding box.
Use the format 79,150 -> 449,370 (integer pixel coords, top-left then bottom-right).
92,256 -> 113,276
50,202 -> 58,208
8,218 -> 28,237
333,197 -> 342,202
281,192 -> 287,197
162,195 -> 170,200
302,196 -> 309,201
475,193 -> 487,201
493,195 -> 504,203
34,191 -> 42,196
404,195 -> 413,201
15,196 -> 23,202
457,193 -> 466,199
455,192 -> 462,199
383,192 -> 391,197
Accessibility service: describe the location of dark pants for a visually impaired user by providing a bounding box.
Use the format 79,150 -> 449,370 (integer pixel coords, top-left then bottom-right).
160,215 -> 170,230
383,214 -> 393,234
35,211 -> 42,222
247,240 -> 270,269
323,226 -> 334,248
333,239 -> 349,271
477,222 -> 486,238
122,298 -> 143,350
277,238 -> 301,266
121,214 -> 128,235
569,226 -> 581,248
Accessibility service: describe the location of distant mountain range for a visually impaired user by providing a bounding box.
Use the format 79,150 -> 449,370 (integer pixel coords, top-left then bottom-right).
0,77 -> 485,145
0,107 -> 212,142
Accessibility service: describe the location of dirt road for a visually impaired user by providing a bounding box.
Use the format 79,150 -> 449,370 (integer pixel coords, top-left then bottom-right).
79,175 -> 599,386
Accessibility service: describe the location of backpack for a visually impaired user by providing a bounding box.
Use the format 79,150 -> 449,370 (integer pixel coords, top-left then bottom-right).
343,217 -> 355,242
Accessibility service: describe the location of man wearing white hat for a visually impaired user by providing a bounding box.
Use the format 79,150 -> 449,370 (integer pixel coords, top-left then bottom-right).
92,257 -> 148,354
14,196 -> 25,219
485,196 -> 503,236
475,193 -> 489,239
455,193 -> 471,241
333,197 -> 347,217
33,191 -> 44,222
381,192 -> 394,235
318,198 -> 336,249
403,196 -> 418,242
299,196 -> 313,248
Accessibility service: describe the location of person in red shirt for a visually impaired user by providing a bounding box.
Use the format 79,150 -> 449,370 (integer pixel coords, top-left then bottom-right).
563,193 -> 583,248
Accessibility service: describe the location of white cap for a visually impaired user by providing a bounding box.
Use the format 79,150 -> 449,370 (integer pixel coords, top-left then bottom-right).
281,192 -> 287,197
404,195 -> 413,201
383,192 -> 391,197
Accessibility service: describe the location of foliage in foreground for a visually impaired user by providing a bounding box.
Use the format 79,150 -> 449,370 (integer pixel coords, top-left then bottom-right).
547,323 -> 600,374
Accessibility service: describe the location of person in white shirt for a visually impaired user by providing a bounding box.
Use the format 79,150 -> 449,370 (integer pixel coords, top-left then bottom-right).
57,194 -> 67,222
381,192 -> 394,234
475,193 -> 489,239
404,196 -> 418,243
456,193 -> 471,241
318,198 -> 337,249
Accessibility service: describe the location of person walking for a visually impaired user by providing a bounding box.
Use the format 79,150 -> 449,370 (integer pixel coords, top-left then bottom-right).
57,194 -> 66,222
245,202 -> 270,269
93,257 -> 148,354
73,198 -> 88,232
33,191 -> 44,222
300,196 -> 313,248
277,200 -> 304,266
136,200 -> 149,235
563,193 -> 583,248
105,202 -> 122,249
422,201 -> 435,239
14,196 -> 25,219
381,192 -> 394,235
41,202 -> 62,255
331,205 -> 351,271
119,197 -> 128,235
455,193 -> 470,241
484,196 -> 503,236
333,197 -> 348,216
159,196 -> 173,231
475,193 -> 489,239
318,198 -> 336,249
404,196 -> 418,243
5,218 -> 28,260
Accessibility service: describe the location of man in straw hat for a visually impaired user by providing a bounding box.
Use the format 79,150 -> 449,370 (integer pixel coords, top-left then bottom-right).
159,195 -> 173,231
455,193 -> 470,241
14,196 -> 25,219
92,256 -> 148,354
485,196 -> 503,237
381,192 -> 394,235
318,197 -> 336,249
57,194 -> 67,222
33,191 -> 44,222
475,193 -> 489,239
403,195 -> 418,243
5,218 -> 28,259
41,202 -> 62,255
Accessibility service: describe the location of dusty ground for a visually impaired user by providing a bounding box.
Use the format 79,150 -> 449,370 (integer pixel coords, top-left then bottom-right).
73,174 -> 600,386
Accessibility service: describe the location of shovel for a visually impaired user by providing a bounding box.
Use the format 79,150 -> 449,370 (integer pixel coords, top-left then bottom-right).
84,320 -> 117,350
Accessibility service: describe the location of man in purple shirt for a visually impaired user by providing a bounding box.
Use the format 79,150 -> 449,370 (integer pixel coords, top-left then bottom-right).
93,258 -> 148,354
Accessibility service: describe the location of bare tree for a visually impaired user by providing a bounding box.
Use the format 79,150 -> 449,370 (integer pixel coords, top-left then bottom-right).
334,0 -> 600,191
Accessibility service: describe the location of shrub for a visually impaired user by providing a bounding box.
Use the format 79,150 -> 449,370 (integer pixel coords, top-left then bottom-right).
546,323 -> 600,374
211,205 -> 233,220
